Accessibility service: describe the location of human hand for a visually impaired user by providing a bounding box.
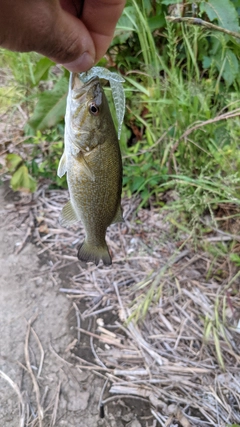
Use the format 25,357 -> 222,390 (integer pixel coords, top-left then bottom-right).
0,0 -> 125,72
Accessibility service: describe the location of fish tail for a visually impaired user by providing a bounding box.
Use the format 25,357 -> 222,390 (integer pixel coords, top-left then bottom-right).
77,240 -> 112,266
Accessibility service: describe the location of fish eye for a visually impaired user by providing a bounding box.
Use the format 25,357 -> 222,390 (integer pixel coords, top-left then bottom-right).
89,102 -> 99,116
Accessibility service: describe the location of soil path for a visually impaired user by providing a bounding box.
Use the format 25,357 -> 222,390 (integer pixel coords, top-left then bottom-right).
0,186 -> 105,427
0,186 -> 145,427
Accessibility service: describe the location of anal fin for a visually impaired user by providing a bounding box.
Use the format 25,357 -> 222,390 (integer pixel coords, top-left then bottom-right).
60,200 -> 78,227
111,204 -> 124,224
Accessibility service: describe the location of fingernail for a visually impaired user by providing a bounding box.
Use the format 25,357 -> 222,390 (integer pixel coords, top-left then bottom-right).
62,52 -> 94,72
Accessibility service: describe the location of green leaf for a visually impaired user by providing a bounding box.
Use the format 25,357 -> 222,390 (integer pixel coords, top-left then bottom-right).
230,253 -> 240,266
142,0 -> 154,15
162,0 -> 182,4
116,7 -> 136,31
124,76 -> 150,96
200,0 -> 239,32
6,153 -> 22,172
215,49 -> 239,86
148,15 -> 165,31
118,6 -> 137,31
131,176 -> 146,192
10,165 -> 37,192
202,56 -> 212,69
33,57 -> 55,86
112,30 -> 132,46
28,76 -> 68,131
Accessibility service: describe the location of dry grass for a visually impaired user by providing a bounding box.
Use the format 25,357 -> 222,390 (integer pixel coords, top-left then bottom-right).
2,184 -> 240,427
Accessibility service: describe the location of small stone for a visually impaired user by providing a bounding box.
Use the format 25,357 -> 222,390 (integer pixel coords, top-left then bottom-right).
167,403 -> 177,414
97,318 -> 104,327
122,413 -> 133,422
67,390 -> 90,412
35,277 -> 43,287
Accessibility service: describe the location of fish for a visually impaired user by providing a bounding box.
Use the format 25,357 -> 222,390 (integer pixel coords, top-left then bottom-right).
57,73 -> 123,266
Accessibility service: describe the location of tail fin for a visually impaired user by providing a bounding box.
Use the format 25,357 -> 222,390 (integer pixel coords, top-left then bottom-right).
77,240 -> 112,266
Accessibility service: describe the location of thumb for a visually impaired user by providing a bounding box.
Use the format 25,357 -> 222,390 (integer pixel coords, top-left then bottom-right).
40,8 -> 96,72
0,1 -> 96,71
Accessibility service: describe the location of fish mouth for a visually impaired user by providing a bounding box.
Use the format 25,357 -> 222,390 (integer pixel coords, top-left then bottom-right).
71,74 -> 100,102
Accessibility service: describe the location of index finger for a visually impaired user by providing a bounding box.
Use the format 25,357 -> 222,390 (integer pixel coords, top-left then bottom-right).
81,0 -> 126,62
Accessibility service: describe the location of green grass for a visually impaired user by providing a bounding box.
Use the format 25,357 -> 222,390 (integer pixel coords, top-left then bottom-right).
115,1 -> 240,218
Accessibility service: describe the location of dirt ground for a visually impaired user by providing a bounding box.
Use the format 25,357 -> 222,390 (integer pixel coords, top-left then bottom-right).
1,177 -> 239,427
0,186 -> 146,427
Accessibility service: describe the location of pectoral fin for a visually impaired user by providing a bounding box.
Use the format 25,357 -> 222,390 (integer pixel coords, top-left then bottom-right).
79,153 -> 95,181
57,152 -> 67,178
60,200 -> 78,226
111,204 -> 124,224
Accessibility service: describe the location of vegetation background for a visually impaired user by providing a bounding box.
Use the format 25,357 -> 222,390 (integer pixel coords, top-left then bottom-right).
1,0 -> 240,269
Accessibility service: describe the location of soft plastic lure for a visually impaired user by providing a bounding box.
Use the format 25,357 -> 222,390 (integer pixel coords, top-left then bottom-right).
79,67 -> 125,139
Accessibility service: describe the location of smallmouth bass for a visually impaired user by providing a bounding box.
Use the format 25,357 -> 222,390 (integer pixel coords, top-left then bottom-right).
57,73 -> 123,266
